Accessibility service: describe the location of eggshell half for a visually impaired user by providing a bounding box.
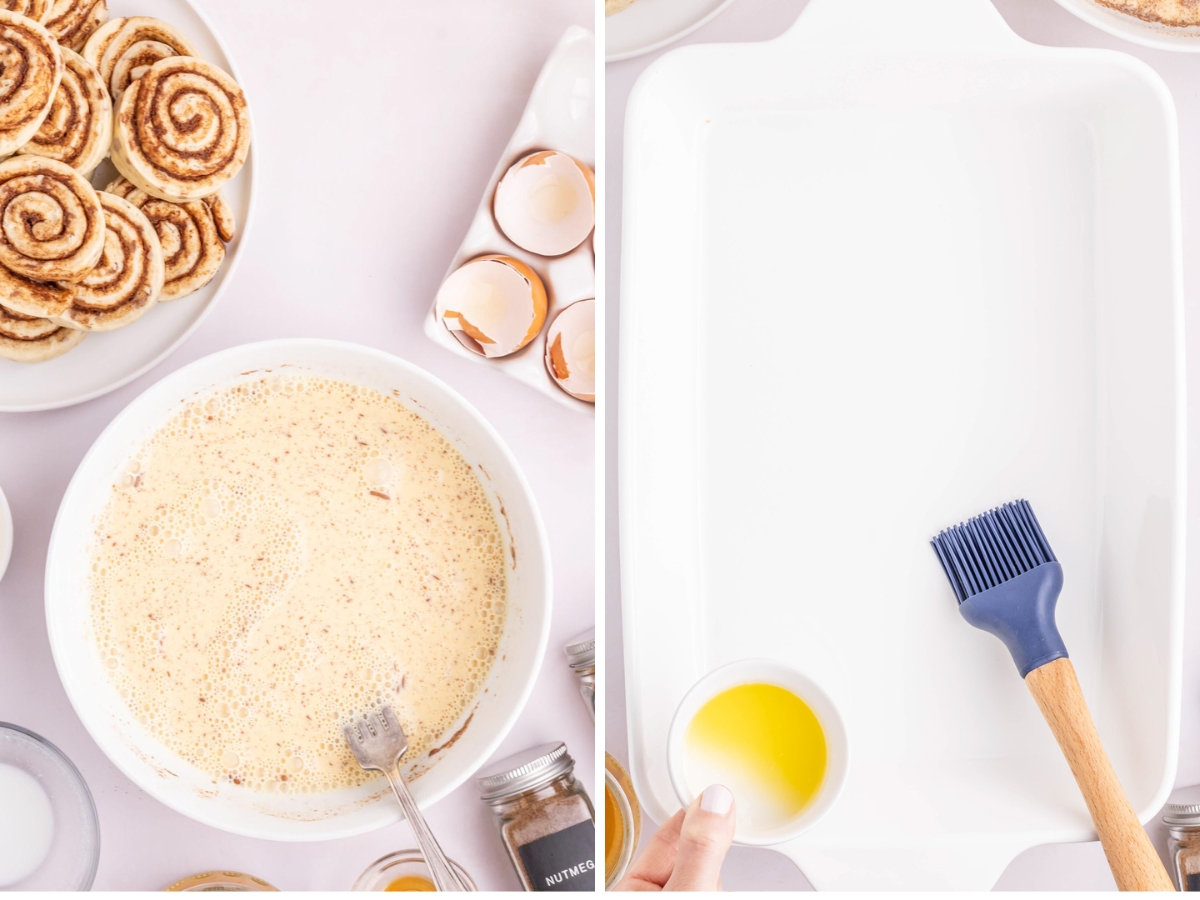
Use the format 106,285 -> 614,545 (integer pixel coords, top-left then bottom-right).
545,298 -> 595,402
493,150 -> 595,257
435,255 -> 548,358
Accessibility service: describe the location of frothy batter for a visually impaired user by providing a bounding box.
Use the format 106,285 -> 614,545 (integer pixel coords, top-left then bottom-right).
89,375 -> 507,794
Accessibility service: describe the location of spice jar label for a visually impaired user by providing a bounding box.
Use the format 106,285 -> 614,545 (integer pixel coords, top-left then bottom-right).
516,819 -> 596,891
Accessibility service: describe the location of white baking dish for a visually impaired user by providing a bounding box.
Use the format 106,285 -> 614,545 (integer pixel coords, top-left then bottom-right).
45,340 -> 551,840
619,0 -> 1185,889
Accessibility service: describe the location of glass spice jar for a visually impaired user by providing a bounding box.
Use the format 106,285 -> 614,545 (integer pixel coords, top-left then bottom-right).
1165,790 -> 1200,890
564,628 -> 595,720
477,742 -> 596,892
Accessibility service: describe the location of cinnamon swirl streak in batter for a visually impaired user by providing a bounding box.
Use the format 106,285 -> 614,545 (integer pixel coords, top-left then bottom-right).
51,191 -> 163,331
106,176 -> 226,301
44,0 -> 106,51
0,10 -> 62,156
19,47 -> 110,174
111,55 -> 249,203
0,155 -> 104,282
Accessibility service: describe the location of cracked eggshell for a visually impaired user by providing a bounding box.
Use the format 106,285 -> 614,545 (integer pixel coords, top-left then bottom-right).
493,150 -> 595,257
435,255 -> 547,358
545,298 -> 595,402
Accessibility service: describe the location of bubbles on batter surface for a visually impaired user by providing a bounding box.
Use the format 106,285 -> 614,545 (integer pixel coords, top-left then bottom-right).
88,375 -> 508,794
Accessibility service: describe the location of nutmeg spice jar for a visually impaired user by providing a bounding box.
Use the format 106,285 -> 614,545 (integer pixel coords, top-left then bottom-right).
477,742 -> 596,891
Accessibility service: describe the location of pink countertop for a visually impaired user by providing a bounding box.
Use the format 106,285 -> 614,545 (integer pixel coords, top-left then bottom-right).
605,0 -> 1200,890
0,0 -> 595,890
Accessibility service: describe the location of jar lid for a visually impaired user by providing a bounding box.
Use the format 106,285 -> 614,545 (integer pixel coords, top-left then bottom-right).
565,628 -> 595,669
477,742 -> 574,802
1165,786 -> 1200,826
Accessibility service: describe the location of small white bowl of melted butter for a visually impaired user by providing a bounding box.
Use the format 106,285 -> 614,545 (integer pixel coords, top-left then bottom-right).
45,339 -> 552,840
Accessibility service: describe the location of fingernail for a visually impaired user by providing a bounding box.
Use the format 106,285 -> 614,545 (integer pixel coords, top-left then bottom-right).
700,784 -> 733,816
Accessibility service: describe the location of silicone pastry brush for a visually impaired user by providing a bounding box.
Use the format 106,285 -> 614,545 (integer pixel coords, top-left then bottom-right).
931,500 -> 1174,892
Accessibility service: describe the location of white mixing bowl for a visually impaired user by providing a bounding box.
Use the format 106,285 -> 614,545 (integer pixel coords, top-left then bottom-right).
44,339 -> 551,840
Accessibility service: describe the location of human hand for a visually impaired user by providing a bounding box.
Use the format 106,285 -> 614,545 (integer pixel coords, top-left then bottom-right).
614,785 -> 736,891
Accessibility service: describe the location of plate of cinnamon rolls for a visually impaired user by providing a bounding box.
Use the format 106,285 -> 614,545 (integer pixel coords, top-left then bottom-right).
0,0 -> 253,411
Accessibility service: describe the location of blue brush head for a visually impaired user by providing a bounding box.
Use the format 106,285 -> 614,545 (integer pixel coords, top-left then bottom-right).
931,500 -> 1068,678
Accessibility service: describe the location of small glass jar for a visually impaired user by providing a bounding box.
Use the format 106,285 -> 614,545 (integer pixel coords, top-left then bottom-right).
165,872 -> 278,892
564,628 -> 595,719
1165,791 -> 1200,890
604,753 -> 641,889
477,742 -> 596,891
352,850 -> 475,891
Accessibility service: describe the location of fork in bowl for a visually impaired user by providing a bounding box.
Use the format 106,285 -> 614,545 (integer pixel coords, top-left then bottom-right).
344,707 -> 473,892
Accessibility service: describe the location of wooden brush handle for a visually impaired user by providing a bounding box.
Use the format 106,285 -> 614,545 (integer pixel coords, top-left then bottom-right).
1025,658 -> 1174,891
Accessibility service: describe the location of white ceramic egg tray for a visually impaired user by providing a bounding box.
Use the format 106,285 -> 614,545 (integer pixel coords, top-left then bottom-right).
424,26 -> 594,414
620,0 -> 1184,890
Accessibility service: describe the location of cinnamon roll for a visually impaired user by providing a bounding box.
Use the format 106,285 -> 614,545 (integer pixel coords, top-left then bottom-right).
111,55 -> 250,203
79,12 -> 118,68
18,47 -> 110,174
106,176 -> 226,301
44,0 -> 106,51
0,300 -> 84,361
88,16 -> 199,98
0,10 -> 63,157
51,191 -> 163,331
0,156 -> 104,282
0,257 -> 69,317
1,0 -> 49,23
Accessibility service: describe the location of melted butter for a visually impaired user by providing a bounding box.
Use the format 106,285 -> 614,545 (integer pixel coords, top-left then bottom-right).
604,782 -> 623,881
89,376 -> 507,795
385,875 -> 436,891
683,683 -> 825,831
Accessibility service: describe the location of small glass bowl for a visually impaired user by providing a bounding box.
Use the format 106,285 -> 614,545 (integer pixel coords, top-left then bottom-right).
0,723 -> 99,890
352,850 -> 476,892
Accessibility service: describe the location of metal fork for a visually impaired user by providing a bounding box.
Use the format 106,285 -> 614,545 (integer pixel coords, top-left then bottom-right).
344,706 -> 472,892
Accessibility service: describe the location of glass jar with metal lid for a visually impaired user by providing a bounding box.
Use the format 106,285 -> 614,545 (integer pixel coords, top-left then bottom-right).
477,742 -> 596,892
564,628 -> 595,719
1165,787 -> 1200,890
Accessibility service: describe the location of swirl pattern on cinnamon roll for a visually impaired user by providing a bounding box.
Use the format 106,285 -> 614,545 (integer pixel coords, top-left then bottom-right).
44,0 -> 106,51
18,47 -> 110,174
106,176 -> 226,301
0,11 -> 63,157
0,300 -> 84,361
1,0 -> 49,23
0,155 -> 104,282
111,55 -> 249,203
50,191 -> 163,331
0,255 -> 69,317
86,16 -> 199,98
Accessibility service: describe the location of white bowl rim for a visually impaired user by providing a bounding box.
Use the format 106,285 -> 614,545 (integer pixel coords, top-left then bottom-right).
666,657 -> 850,846
0,482 -> 11,586
44,337 -> 553,841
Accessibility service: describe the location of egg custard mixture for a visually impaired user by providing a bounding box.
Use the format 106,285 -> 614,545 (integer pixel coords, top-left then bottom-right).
88,376 -> 507,794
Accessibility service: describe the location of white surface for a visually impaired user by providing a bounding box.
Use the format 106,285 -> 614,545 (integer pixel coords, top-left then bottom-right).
618,0 -> 1184,888
0,484 -> 10,587
666,659 -> 849,845
0,0 -> 594,890
0,0 -> 255,413
605,0 -> 1200,891
425,28 -> 596,413
0,763 -> 54,887
45,339 -> 551,840
605,0 -> 740,62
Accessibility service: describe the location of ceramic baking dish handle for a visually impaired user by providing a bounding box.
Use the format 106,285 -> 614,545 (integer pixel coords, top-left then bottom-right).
785,841 -> 1033,891
778,0 -> 1024,54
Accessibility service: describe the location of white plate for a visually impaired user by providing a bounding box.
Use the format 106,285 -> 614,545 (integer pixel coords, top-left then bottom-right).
620,0 -> 1184,889
605,0 -> 739,63
45,340 -> 552,840
426,27 -> 595,413
1053,0 -> 1200,52
0,0 -> 257,413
